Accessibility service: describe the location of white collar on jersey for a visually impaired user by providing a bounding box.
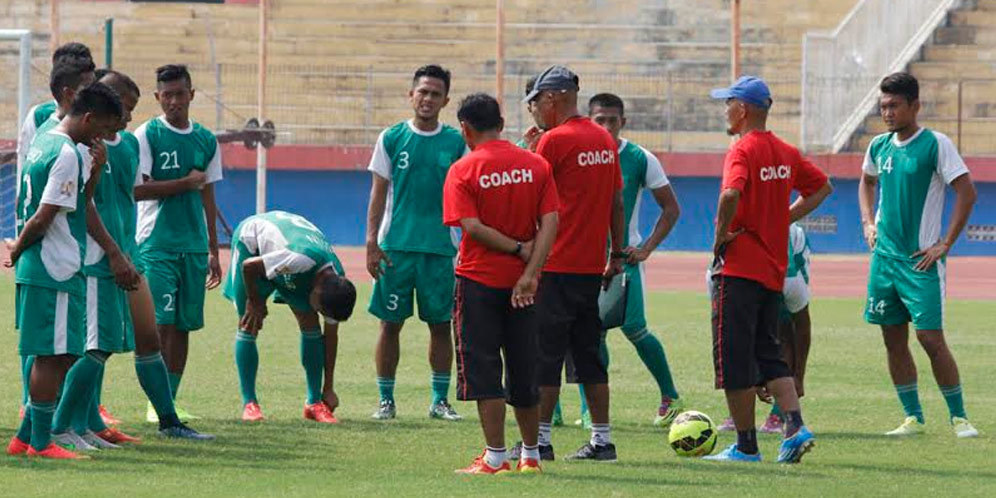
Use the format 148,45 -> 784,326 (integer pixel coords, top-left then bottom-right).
406,119 -> 442,137
617,138 -> 628,154
158,115 -> 194,134
891,127 -> 925,148
103,132 -> 123,146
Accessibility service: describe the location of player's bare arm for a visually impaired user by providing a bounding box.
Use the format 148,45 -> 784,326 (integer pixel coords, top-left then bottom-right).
789,181 -> 833,223
513,211 -> 558,309
913,172 -> 976,271
628,184 -> 680,263
320,319 -> 340,411
202,183 -> 222,289
239,257 -> 269,334
858,173 -> 878,250
458,217 -> 528,256
4,203 -> 62,267
86,201 -> 138,290
713,187 -> 744,257
133,169 -> 206,201
364,173 -> 392,278
604,189 -> 626,287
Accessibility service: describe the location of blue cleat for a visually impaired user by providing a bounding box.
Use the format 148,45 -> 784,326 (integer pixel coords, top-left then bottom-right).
158,423 -> 215,441
777,425 -> 815,463
702,444 -> 761,462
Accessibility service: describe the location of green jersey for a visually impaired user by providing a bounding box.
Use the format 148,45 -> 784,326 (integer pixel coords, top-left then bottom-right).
234,211 -> 345,298
15,130 -> 87,296
16,101 -> 58,175
862,129 -> 968,261
368,120 -> 466,256
785,222 -> 810,283
84,131 -> 141,277
617,139 -> 669,248
135,116 -> 223,254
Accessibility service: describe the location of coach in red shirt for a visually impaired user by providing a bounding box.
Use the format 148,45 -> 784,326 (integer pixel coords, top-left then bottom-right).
706,76 -> 832,464
443,93 -> 559,474
509,65 -> 625,462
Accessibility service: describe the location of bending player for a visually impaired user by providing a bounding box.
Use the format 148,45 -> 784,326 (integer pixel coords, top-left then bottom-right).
859,72 -> 978,438
134,64 -> 224,423
365,65 -> 467,421
223,211 -> 357,423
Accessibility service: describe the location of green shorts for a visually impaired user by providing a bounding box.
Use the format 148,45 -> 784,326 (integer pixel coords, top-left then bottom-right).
368,250 -> 455,324
865,252 -> 945,331
141,250 -> 208,332
16,284 -> 85,357
617,263 -> 649,335
221,239 -> 312,317
85,276 -> 135,353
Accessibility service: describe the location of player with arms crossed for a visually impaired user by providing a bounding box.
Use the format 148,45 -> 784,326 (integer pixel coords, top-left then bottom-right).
224,211 -> 357,423
444,93 -> 559,474
135,64 -> 224,423
365,65 -> 466,421
859,72 -> 978,438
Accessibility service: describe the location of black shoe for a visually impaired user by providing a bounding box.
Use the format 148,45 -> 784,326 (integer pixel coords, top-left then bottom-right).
158,423 -> 215,441
509,441 -> 555,461
566,442 -> 616,461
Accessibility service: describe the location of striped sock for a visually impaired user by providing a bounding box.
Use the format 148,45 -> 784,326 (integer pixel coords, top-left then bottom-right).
538,422 -> 552,446
29,401 -> 57,451
590,423 -> 612,446
430,371 -> 450,404
377,377 -> 395,403
939,384 -> 966,420
484,446 -> 507,468
895,383 -> 924,423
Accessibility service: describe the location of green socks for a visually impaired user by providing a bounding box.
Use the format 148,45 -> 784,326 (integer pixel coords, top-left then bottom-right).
939,384 -> 966,420
895,383 -> 924,423
16,403 -> 32,442
135,352 -> 179,422
52,352 -> 106,434
235,331 -> 260,405
300,329 -> 325,405
578,384 -> 589,414
168,371 -> 182,400
81,387 -> 108,434
624,327 -> 680,400
430,371 -> 451,404
377,377 -> 395,402
21,355 -> 34,407
770,402 -> 782,419
29,401 -> 57,451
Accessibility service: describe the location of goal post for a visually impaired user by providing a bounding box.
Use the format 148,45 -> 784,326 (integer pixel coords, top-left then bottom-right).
0,29 -> 33,130
0,28 -> 32,240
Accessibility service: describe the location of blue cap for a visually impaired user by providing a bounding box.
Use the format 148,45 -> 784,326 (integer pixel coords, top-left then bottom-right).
709,76 -> 772,109
522,65 -> 580,103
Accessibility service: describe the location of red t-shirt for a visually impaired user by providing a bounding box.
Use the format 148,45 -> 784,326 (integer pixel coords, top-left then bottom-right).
442,140 -> 559,289
719,130 -> 828,291
536,116 -> 623,274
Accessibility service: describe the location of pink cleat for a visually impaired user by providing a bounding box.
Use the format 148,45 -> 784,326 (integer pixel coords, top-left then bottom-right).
759,414 -> 784,434
718,417 -> 736,432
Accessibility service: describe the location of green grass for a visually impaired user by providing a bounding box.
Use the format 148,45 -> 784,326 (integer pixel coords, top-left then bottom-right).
1,274 -> 994,497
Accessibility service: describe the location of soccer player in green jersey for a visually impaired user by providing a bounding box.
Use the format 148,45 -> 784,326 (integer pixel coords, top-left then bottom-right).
134,64 -> 224,423
224,211 -> 357,423
365,65 -> 466,421
859,72 -> 979,438
5,83 -> 122,459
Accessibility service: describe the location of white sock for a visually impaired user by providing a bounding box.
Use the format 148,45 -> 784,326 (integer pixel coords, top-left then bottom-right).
538,422 -> 552,446
590,423 -> 612,446
521,444 -> 540,461
484,446 -> 506,468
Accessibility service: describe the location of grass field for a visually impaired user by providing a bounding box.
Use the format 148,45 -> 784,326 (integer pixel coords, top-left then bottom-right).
1,274 -> 994,497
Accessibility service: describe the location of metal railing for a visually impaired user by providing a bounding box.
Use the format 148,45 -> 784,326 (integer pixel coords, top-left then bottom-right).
801,0 -> 958,153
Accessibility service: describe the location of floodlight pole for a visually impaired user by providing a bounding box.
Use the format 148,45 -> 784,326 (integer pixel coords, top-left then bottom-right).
256,0 -> 268,214
496,0 -> 506,110
731,0 -> 741,82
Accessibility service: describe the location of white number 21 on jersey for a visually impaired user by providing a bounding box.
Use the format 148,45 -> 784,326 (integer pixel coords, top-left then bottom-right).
159,150 -> 180,170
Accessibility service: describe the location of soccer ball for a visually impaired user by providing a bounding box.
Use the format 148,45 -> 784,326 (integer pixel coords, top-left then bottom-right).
667,411 -> 718,457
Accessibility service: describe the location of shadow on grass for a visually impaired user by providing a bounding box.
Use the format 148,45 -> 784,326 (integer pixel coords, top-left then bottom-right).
822,461 -> 996,480
613,459 -> 833,479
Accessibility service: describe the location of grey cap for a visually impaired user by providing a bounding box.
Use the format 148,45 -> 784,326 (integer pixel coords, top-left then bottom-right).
522,65 -> 580,103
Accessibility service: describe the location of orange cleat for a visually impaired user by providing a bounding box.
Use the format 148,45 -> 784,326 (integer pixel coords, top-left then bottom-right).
6,436 -> 29,456
516,457 -> 542,474
27,443 -> 89,460
18,405 -> 25,420
303,401 -> 339,424
455,451 -> 512,475
242,401 -> 265,422
96,428 -> 141,444
99,405 -> 122,426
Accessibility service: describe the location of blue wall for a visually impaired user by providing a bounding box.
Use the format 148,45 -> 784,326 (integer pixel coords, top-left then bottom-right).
216,170 -> 996,256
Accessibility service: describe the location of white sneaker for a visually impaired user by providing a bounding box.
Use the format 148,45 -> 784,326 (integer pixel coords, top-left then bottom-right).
885,416 -> 925,436
952,417 -> 979,438
82,430 -> 121,449
52,430 -> 99,451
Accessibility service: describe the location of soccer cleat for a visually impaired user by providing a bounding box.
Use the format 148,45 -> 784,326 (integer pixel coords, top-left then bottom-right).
428,399 -> 462,421
81,430 -> 121,450
509,441 -> 555,461
952,417 -> 979,438
158,423 -> 215,441
653,397 -> 684,428
885,416 -> 925,436
717,417 -> 736,432
27,443 -> 89,460
175,406 -> 201,422
99,405 -> 121,426
242,401 -> 265,422
759,413 -> 784,434
6,436 -> 29,456
371,399 -> 396,420
304,401 -> 339,424
53,430 -> 98,452
703,444 -> 762,462
454,451 -> 512,475
777,425 -> 815,463
150,403 -> 200,423
574,410 -> 592,430
516,458 -> 542,474
146,402 -> 159,424
96,428 -> 141,445
566,442 -> 617,462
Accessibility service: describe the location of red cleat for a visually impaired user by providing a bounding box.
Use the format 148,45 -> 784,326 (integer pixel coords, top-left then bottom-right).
96,428 -> 141,444
516,457 -> 542,474
27,443 -> 88,460
242,401 -> 265,422
99,405 -> 122,426
303,401 -> 338,424
6,436 -> 29,456
18,405 -> 25,420
455,451 -> 512,475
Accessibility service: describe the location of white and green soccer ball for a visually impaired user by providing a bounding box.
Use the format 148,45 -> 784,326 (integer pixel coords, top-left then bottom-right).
667,410 -> 718,457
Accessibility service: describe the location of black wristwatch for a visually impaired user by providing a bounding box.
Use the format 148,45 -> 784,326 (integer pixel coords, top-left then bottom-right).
610,251 -> 628,259
513,241 -> 523,255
